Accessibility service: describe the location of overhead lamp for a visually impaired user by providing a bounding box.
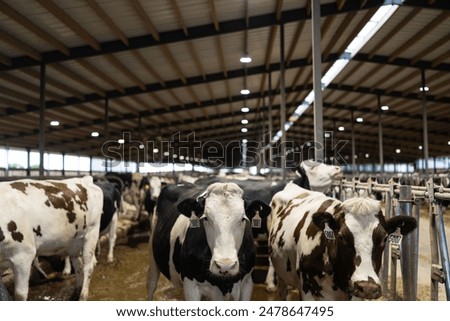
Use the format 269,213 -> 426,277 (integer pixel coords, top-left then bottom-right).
241,128 -> 248,133
153,148 -> 159,153
448,141 -> 450,146
365,153 -> 370,158
240,88 -> 250,95
419,86 -> 429,92
91,131 -> 99,137
241,107 -> 250,113
118,139 -> 125,144
418,145 -> 423,150
381,105 -> 389,111
396,148 -> 401,154
241,119 -> 249,125
50,120 -> 60,126
338,126 -> 345,131
356,117 -> 363,123
240,54 -> 252,63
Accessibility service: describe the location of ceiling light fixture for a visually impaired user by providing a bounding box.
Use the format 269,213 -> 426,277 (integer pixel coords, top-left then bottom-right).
240,54 -> 252,63
241,128 -> 248,133
241,107 -> 250,113
419,86 -> 429,92
91,131 -> 99,137
381,105 -> 389,111
356,117 -> 363,123
241,119 -> 249,125
50,120 -> 60,126
240,88 -> 250,95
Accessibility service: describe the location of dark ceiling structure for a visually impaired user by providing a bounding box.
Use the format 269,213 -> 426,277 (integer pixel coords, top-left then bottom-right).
0,0 -> 449,170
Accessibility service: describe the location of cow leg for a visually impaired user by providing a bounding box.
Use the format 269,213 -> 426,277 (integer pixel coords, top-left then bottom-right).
146,240 -> 160,300
63,256 -> 72,275
70,256 -> 83,299
239,273 -> 254,300
78,228 -> 100,301
182,279 -> 202,300
106,213 -> 118,263
277,276 -> 288,300
146,215 -> 160,300
264,261 -> 277,292
11,251 -> 34,301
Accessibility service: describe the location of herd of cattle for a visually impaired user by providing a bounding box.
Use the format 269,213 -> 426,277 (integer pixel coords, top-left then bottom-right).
0,161 -> 418,301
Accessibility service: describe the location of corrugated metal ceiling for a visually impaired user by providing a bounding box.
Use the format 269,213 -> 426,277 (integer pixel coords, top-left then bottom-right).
0,0 -> 449,170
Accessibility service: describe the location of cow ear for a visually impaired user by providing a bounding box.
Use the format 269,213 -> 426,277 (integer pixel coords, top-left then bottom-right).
384,215 -> 417,235
292,165 -> 310,190
177,198 -> 204,218
312,212 -> 340,231
245,200 -> 271,219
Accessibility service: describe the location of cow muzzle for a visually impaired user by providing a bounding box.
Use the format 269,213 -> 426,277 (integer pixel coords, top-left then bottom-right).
351,280 -> 382,300
211,258 -> 239,276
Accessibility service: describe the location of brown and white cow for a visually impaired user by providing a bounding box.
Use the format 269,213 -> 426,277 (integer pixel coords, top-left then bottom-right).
0,176 -> 103,300
268,182 -> 416,300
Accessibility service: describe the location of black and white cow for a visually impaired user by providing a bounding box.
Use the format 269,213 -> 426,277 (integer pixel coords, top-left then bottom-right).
268,182 -> 417,300
0,176 -> 103,300
146,182 -> 271,300
95,181 -> 122,263
143,176 -> 163,217
105,172 -> 148,220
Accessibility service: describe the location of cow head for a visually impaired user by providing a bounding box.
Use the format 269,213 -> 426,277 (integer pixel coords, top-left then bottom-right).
300,161 -> 341,193
313,197 -> 416,300
149,176 -> 162,201
177,182 -> 270,278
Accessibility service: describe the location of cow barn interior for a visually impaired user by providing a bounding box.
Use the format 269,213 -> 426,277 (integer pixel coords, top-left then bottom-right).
0,0 -> 450,304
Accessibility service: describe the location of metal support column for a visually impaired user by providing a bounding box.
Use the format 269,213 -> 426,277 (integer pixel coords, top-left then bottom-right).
421,69 -> 429,180
381,182 -> 393,295
397,185 -> 417,300
377,95 -> 384,179
279,23 -> 286,180
268,71 -> 273,172
351,110 -> 356,175
26,147 -> 31,177
428,178 -> 450,300
312,0 -> 323,162
104,98 -> 109,172
435,203 -> 450,299
62,152 -> 65,176
39,64 -> 46,176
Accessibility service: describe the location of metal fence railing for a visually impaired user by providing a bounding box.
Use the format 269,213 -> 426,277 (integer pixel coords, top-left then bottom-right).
333,177 -> 450,301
